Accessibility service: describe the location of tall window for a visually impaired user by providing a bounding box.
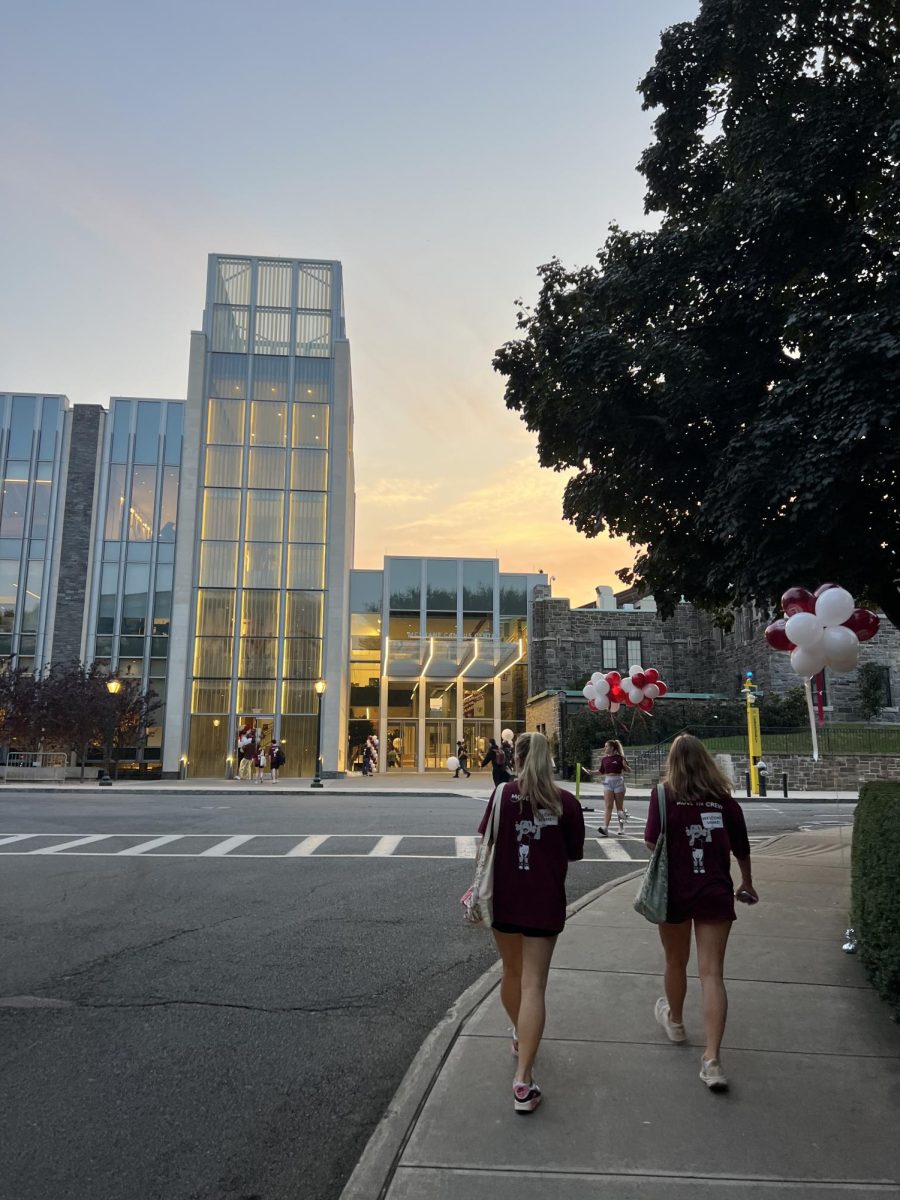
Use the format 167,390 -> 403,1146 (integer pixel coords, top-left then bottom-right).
626,638 -> 642,669
602,639 -> 617,670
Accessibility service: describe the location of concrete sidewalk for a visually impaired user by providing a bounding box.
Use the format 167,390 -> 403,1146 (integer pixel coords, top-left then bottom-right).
0,772 -> 861,802
343,827 -> 900,1199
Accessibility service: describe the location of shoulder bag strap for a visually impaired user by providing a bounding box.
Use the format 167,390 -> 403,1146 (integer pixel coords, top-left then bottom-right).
490,783 -> 504,842
657,782 -> 667,832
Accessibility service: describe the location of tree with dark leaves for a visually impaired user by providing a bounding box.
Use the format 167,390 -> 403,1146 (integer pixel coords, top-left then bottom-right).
495,1 -> 900,624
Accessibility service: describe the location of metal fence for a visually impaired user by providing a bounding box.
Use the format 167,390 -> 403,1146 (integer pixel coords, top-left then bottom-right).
1,751 -> 68,782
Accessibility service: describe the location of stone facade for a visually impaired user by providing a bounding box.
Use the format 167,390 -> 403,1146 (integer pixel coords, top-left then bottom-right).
50,405 -> 103,666
529,588 -> 900,724
613,749 -> 900,792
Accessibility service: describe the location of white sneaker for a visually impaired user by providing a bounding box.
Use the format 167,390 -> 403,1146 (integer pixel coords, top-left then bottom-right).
700,1057 -> 728,1091
654,997 -> 686,1043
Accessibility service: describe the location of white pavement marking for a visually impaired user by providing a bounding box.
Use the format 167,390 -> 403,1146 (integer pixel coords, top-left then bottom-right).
30,834 -> 112,854
199,835 -> 255,856
118,834 -> 185,856
369,835 -> 402,856
0,834 -> 37,847
286,835 -> 330,856
596,839 -> 633,861
454,836 -> 477,859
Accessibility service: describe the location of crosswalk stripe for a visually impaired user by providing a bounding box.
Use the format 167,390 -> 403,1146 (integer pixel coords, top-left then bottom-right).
286,835 -> 329,856
455,836 -> 477,859
117,834 -> 184,856
595,839 -> 633,861
30,834 -> 112,854
369,835 -> 402,857
0,834 -> 37,847
200,835 -> 254,857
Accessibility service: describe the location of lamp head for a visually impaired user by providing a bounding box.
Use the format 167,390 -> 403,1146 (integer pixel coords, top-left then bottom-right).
314,678 -> 327,696
106,678 -> 122,695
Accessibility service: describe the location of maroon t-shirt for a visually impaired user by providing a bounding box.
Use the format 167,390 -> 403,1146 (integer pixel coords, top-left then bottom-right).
644,784 -> 751,923
478,782 -> 585,932
600,754 -> 625,775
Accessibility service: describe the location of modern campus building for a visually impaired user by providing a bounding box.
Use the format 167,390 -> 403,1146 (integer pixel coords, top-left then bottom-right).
4,253 -> 898,777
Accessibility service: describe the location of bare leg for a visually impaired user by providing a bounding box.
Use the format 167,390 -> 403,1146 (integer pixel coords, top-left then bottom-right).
694,920 -> 731,1061
516,935 -> 558,1084
492,930 -> 523,1033
603,789 -> 614,830
658,920 -> 692,1024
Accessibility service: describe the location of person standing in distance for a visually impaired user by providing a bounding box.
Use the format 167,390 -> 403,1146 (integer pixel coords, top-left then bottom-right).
454,739 -> 471,778
477,731 -> 585,1113
482,737 -> 510,786
644,734 -> 758,1092
592,739 -> 630,836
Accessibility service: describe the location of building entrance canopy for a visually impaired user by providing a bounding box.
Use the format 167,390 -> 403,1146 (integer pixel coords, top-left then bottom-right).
385,637 -> 523,681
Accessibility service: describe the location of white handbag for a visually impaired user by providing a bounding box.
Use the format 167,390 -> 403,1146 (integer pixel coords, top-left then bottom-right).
461,786 -> 503,927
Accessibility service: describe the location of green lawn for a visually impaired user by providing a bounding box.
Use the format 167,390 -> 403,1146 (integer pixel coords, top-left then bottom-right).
629,725 -> 900,756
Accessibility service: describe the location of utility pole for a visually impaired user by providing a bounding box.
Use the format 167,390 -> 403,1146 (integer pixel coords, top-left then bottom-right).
742,672 -> 762,795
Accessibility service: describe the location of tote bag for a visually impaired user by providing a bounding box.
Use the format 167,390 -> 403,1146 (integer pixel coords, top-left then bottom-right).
461,786 -> 503,927
633,783 -> 669,923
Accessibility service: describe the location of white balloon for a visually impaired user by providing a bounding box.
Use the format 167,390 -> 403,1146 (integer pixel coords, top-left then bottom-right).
821,625 -> 859,660
609,702 -> 621,713
582,684 -> 596,700
594,678 -> 610,696
827,649 -> 859,674
595,695 -> 610,711
446,756 -> 460,771
815,586 -> 855,627
628,687 -> 644,705
590,672 -> 605,687
643,683 -> 660,699
791,645 -> 828,677
785,612 -> 825,648
501,728 -> 514,742
628,663 -> 643,676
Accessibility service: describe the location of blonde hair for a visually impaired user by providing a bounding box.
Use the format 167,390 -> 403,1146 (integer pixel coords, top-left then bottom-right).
514,731 -> 563,816
605,739 -> 625,757
663,734 -> 732,805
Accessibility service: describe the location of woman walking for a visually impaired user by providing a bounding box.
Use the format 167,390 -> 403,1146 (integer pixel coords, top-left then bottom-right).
481,737 -> 510,787
644,734 -> 758,1092
477,732 -> 585,1113
594,738 -> 630,837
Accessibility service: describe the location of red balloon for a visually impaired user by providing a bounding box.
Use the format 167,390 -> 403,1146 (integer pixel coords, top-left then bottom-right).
639,697 -> 654,711
781,586 -> 815,617
843,608 -> 880,642
643,668 -> 659,683
815,582 -> 840,597
655,681 -> 668,696
605,671 -> 621,685
587,699 -> 598,712
631,672 -> 647,688
765,618 -> 795,653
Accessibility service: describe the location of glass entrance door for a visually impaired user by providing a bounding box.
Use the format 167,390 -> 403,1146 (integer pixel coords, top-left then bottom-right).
464,720 -> 494,772
387,721 -> 417,771
425,720 -> 453,770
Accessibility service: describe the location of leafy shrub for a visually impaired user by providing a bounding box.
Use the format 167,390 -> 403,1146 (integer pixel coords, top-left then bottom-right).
852,782 -> 900,1020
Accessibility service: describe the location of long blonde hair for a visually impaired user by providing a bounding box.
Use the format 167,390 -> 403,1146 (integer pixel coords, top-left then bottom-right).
664,734 -> 732,805
514,731 -> 563,816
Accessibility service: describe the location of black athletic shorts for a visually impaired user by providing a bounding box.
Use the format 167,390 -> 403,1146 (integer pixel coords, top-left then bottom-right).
492,921 -> 561,939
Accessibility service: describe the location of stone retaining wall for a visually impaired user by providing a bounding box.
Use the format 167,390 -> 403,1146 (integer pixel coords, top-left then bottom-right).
607,749 -> 900,792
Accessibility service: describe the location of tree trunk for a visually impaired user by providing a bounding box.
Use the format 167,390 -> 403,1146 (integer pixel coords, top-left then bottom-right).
80,743 -> 86,783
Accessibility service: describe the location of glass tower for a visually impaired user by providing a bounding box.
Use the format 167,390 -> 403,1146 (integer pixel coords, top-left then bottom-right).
178,255 -> 354,778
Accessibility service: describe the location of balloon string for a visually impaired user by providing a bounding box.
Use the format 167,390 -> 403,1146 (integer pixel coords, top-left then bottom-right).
804,678 -> 820,762
816,672 -> 825,726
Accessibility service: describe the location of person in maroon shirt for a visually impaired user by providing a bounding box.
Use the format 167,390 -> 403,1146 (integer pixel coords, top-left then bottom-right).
644,734 -> 758,1092
589,738 -> 630,836
477,731 -> 585,1113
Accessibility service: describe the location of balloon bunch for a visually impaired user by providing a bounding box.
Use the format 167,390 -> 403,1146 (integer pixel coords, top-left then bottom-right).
582,666 -> 669,714
765,584 -> 879,679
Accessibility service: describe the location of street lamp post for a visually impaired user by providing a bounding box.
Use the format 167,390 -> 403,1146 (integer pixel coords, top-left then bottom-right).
100,676 -> 122,785
311,678 -> 327,789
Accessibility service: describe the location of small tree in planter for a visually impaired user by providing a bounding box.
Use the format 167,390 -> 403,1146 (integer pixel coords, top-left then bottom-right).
857,662 -> 887,722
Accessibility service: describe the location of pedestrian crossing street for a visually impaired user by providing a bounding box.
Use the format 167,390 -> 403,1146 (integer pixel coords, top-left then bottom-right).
0,831 -> 770,863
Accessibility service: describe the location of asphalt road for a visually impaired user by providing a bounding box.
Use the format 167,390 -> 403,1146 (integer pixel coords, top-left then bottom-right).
0,789 -> 855,1200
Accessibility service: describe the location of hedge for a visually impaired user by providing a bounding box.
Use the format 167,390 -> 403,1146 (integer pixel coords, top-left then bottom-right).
851,782 -> 900,1020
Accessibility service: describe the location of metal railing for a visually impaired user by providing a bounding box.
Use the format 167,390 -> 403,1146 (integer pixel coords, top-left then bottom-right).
1,751 -> 69,782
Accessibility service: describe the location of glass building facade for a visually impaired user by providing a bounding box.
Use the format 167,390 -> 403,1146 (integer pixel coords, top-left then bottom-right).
0,394 -> 67,672
347,558 -> 545,772
85,398 -> 183,772
183,255 -> 353,778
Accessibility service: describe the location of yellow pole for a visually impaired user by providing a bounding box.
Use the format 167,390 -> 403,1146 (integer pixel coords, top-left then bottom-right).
743,675 -> 760,795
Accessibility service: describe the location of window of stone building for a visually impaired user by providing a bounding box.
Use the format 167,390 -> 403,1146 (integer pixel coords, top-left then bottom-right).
602,639 -> 617,670
626,638 -> 642,669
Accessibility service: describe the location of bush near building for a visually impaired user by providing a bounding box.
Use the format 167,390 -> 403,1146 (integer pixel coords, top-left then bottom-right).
852,782 -> 900,1021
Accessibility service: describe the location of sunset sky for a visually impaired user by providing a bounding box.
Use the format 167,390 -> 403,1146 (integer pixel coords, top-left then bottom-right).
0,0 -> 699,608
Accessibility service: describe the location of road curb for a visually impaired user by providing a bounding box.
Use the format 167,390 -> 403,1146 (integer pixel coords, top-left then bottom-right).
338,869 -> 641,1200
